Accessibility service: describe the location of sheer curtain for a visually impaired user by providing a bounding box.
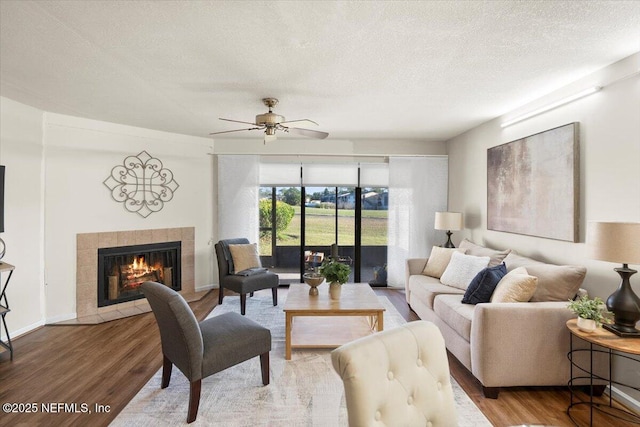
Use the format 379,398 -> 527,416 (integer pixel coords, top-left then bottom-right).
387,156 -> 448,287
217,155 -> 260,242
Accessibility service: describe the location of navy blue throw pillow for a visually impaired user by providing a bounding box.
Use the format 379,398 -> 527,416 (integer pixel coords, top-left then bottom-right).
462,263 -> 508,304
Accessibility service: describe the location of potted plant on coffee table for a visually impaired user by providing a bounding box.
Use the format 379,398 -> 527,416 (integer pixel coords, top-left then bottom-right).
319,259 -> 351,300
567,295 -> 613,332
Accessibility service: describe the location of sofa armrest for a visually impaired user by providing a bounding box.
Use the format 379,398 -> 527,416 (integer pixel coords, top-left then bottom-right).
406,258 -> 428,276
405,258 -> 428,303
470,302 -> 575,388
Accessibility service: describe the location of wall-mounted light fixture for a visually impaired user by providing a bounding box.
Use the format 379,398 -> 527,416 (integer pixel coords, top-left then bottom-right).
501,86 -> 601,128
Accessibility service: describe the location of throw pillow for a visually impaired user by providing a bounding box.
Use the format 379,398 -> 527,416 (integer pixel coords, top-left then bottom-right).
421,246 -> 466,279
228,243 -> 261,273
440,251 -> 491,290
491,266 -> 538,303
462,263 -> 508,304
459,239 -> 511,267
503,253 -> 586,302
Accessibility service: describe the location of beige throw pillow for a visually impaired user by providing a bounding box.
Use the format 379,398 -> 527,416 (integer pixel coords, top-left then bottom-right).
228,243 -> 261,273
459,239 -> 511,267
491,267 -> 538,303
422,246 -> 466,278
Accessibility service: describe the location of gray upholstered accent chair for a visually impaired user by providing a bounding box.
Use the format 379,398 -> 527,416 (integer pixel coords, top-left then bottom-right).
142,281 -> 271,424
331,321 -> 458,427
215,238 -> 279,315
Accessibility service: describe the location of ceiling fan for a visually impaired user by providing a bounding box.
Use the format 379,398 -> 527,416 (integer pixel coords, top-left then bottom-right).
209,98 -> 329,143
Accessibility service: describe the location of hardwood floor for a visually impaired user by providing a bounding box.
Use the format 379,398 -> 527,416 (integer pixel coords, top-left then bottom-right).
0,288 -> 636,426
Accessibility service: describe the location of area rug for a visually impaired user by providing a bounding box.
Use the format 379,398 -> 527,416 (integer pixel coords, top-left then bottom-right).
112,289 -> 492,426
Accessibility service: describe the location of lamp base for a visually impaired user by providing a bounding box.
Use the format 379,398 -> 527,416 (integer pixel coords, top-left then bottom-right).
442,231 -> 455,248
605,265 -> 640,337
603,323 -> 640,337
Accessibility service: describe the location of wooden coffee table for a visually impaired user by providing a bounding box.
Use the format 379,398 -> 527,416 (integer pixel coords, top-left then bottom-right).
283,282 -> 385,360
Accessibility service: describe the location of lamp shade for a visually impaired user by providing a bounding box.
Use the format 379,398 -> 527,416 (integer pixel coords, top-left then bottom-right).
435,212 -> 463,231
587,222 -> 640,265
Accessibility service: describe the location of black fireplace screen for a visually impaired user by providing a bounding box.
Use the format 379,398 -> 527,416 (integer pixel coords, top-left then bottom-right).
97,241 -> 181,307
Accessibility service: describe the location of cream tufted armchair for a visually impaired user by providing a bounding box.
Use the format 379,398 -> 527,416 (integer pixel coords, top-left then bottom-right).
331,321 -> 458,427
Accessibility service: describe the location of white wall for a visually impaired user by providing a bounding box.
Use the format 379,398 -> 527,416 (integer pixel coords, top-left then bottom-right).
447,53 -> 640,298
43,113 -> 214,322
0,97 -> 46,337
0,97 -> 215,334
447,53 -> 640,400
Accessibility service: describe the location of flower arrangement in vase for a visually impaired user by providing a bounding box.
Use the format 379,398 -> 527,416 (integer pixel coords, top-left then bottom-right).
319,259 -> 351,300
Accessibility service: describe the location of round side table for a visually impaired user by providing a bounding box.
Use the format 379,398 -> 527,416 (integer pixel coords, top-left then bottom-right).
566,319 -> 640,426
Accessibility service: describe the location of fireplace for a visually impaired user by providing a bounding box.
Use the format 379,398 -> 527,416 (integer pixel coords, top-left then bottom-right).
97,241 -> 181,307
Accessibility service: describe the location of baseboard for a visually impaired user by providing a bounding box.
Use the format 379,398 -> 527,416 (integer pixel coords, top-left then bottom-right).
45,312 -> 77,325
608,385 -> 640,414
10,319 -> 46,339
195,283 -> 216,292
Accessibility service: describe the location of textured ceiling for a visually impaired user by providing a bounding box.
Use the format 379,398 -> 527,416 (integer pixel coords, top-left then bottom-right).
1,1 -> 639,141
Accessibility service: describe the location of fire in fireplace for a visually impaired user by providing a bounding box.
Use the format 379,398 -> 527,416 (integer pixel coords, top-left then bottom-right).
97,241 -> 181,307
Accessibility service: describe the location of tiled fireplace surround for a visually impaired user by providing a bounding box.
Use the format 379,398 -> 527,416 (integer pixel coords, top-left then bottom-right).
69,227 -> 198,324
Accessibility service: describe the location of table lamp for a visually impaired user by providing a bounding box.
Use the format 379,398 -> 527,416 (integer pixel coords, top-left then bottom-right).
434,212 -> 463,248
587,221 -> 640,337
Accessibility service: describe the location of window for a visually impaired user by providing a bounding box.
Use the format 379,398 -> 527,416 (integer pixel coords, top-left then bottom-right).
258,162 -> 388,285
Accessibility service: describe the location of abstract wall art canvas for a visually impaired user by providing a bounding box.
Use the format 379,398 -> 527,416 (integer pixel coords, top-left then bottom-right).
487,123 -> 579,242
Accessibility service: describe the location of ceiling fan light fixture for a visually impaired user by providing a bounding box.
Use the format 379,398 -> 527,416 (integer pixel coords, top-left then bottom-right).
256,112 -> 285,125
210,97 -> 329,142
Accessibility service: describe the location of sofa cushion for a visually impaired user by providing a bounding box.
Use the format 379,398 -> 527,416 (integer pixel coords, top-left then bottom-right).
421,246 -> 466,278
503,253 -> 545,271
440,252 -> 490,290
491,267 -> 538,303
503,253 -> 586,302
462,263 -> 507,304
433,294 -> 475,342
459,239 -> 511,267
409,275 -> 464,309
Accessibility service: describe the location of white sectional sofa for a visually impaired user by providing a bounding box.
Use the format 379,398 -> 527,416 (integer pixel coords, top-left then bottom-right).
405,239 -> 594,398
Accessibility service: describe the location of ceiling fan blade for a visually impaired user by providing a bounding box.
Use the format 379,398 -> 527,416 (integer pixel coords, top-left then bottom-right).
280,119 -> 319,128
285,127 -> 329,139
209,127 -> 262,135
219,117 -> 259,126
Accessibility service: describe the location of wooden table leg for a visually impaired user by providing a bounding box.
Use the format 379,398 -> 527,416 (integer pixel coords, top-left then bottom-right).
285,313 -> 292,360
377,311 -> 384,332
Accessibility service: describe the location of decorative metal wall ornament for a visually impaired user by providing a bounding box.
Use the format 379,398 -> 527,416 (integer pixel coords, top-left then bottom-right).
104,151 -> 179,218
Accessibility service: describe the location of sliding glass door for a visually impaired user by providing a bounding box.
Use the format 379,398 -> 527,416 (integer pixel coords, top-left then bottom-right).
259,184 -> 387,285
303,186 -> 356,282
302,186 -> 336,275
258,162 -> 388,285
360,187 -> 388,285
259,186 -> 301,284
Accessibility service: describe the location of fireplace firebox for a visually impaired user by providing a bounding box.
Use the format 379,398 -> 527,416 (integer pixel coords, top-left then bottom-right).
97,241 -> 181,307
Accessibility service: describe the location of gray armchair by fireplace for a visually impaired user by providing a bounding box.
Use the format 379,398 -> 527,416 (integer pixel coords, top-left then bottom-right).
142,281 -> 271,423
214,238 -> 279,315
